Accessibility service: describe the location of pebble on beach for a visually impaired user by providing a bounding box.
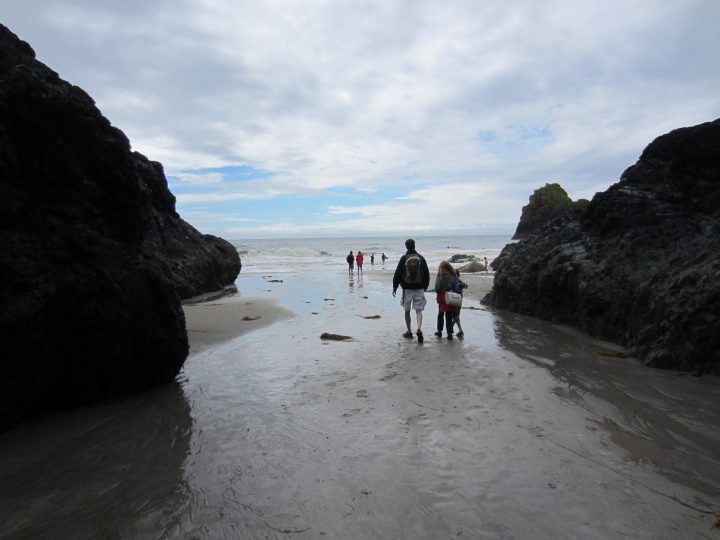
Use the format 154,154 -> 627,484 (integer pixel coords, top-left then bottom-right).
320,333 -> 352,341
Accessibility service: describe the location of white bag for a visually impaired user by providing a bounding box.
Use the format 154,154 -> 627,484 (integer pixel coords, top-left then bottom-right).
445,291 -> 463,307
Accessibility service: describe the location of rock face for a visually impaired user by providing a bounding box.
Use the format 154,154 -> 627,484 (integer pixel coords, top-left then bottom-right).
485,119 -> 720,375
0,25 -> 240,431
513,183 -> 589,239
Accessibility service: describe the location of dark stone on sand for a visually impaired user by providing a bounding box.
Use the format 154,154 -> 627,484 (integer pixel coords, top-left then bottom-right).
320,333 -> 353,341
485,119 -> 720,375
0,25 -> 240,431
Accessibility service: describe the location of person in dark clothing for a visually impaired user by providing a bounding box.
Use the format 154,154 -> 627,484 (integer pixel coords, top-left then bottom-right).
346,251 -> 354,275
392,239 -> 430,342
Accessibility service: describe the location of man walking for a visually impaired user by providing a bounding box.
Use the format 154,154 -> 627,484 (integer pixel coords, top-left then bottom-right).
392,239 -> 430,342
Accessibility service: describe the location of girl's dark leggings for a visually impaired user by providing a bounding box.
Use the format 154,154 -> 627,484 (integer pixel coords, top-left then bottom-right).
437,311 -> 454,334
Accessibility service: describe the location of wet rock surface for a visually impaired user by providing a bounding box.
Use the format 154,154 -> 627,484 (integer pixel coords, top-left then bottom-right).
0,25 -> 240,431
485,119 -> 720,374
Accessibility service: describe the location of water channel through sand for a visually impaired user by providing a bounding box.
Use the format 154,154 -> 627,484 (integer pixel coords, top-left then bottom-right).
1,269 -> 720,539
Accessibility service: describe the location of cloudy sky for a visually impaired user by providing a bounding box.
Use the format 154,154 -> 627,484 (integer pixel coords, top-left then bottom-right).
4,1 -> 719,238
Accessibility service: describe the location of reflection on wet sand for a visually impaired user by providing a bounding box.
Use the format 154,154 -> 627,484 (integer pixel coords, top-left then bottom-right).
0,383 -> 192,538
2,269 -> 720,538
492,309 -> 720,507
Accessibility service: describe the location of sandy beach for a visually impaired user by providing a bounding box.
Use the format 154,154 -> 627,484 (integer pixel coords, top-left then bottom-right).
1,266 -> 719,539
182,289 -> 294,352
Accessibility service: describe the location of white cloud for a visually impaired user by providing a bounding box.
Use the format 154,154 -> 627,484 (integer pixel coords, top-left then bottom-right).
3,0 -> 719,237
176,187 -> 290,203
320,183 -> 519,236
176,172 -> 225,186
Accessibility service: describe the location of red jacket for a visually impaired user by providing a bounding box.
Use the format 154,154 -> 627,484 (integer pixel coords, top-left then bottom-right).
356,253 -> 364,265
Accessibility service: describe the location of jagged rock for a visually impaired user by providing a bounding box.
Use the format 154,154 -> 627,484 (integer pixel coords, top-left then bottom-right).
485,119 -> 720,374
449,254 -> 478,263
0,25 -> 240,431
513,183 -> 589,240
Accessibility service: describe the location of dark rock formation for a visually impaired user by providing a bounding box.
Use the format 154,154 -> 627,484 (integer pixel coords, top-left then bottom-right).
0,25 -> 240,431
513,182 -> 589,239
485,119 -> 720,374
449,254 -> 478,264
458,261 -> 487,273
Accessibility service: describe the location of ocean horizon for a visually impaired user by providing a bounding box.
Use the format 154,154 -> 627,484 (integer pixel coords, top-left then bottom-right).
231,234 -> 513,275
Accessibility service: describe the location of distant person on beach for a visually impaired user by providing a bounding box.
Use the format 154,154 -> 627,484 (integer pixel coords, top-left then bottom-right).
392,239 -> 430,342
356,251 -> 364,275
347,251 -> 354,275
381,253 -> 387,265
434,261 -> 466,339
484,256 -> 489,271
371,253 -> 375,265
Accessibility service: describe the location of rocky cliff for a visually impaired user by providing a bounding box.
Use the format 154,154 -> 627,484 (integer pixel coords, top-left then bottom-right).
512,183 -> 589,240
0,25 -> 241,431
485,119 -> 720,375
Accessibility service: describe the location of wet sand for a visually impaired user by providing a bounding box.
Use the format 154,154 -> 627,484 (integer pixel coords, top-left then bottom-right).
1,269 -> 719,539
182,290 -> 293,352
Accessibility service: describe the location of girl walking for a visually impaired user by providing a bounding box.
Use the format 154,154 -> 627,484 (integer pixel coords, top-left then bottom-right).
433,261 -> 467,339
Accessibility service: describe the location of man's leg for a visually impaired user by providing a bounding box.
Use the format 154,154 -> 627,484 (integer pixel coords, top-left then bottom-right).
404,310 -> 412,332
416,310 -> 423,332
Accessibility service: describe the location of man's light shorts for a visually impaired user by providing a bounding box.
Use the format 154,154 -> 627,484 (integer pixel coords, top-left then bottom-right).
401,288 -> 426,312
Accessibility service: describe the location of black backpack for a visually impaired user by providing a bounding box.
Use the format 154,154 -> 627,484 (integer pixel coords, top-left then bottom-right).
404,254 -> 422,287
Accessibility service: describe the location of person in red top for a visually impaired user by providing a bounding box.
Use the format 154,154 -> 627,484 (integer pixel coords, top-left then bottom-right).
356,251 -> 364,275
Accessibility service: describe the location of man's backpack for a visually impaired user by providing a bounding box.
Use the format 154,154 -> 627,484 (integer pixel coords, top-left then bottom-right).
404,254 -> 423,287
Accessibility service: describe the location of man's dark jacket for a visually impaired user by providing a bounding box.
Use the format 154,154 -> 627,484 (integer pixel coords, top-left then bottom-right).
392,249 -> 430,292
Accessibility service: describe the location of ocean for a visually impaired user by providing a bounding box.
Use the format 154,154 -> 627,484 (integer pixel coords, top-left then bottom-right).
231,234 -> 513,275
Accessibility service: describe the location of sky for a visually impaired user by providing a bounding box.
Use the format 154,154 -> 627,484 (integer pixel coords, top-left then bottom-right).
3,1 -> 720,238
